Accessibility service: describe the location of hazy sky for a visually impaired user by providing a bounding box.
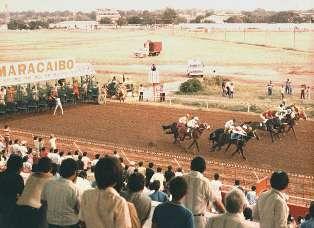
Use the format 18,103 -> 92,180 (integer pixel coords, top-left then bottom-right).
2,0 -> 314,12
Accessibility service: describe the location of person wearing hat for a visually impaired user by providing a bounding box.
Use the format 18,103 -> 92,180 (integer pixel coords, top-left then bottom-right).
253,170 -> 290,228
187,116 -> 200,137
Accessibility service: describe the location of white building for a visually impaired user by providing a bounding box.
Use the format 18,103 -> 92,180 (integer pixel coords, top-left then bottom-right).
49,21 -> 98,30
96,9 -> 121,23
205,11 -> 243,23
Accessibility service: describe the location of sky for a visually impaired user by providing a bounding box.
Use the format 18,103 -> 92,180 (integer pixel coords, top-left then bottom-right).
1,0 -> 314,12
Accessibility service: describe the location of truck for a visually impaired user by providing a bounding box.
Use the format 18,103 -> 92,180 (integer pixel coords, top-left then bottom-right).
134,40 -> 162,58
186,59 -> 205,77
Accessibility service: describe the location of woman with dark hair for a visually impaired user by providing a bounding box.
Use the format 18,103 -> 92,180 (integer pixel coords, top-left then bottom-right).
79,157 -> 132,228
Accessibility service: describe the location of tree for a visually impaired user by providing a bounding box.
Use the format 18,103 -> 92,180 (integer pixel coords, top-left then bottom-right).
99,17 -> 112,24
7,20 -> 28,30
224,16 -> 244,23
117,17 -> 128,26
191,15 -> 205,23
179,79 -> 203,94
161,8 -> 178,24
127,16 -> 143,24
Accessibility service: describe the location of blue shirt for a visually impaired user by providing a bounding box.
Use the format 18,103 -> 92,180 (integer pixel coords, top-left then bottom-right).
301,218 -> 314,228
152,201 -> 195,228
149,191 -> 168,203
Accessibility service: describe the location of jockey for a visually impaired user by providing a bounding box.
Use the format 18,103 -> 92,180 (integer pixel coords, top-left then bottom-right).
276,104 -> 287,120
187,116 -> 200,134
224,119 -> 236,133
231,125 -> 248,140
260,110 -> 274,123
178,114 -> 190,126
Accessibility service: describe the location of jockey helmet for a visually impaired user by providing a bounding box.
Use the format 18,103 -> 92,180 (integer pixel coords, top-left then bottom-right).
242,125 -> 248,130
194,117 -> 199,121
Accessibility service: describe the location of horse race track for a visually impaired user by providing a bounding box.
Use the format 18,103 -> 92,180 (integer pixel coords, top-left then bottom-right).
2,103 -> 313,175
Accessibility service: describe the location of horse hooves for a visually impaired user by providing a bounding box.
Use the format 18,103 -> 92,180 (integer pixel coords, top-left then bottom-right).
243,157 -> 247,160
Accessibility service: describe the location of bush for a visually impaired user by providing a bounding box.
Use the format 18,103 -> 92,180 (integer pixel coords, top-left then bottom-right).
179,79 -> 202,94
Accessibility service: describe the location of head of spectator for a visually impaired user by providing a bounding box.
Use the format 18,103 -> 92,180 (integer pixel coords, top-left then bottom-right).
83,152 -> 87,157
169,176 -> 188,202
14,139 -> 19,144
59,151 -> 64,157
59,158 -> 77,182
4,125 -> 9,130
95,157 -> 122,191
177,167 -> 182,172
251,186 -> 256,191
127,172 -> 145,193
53,149 -> 58,154
148,162 -> 154,169
113,150 -> 118,156
49,148 -> 54,153
270,170 -> 289,191
138,161 -> 143,167
78,170 -> 87,179
225,189 -> 246,214
243,207 -> 253,221
6,155 -> 23,174
38,137 -> 43,142
50,134 -> 54,139
33,136 -> 38,141
167,165 -> 172,171
190,156 -> 206,173
235,179 -> 240,186
74,150 -> 79,156
214,173 -> 219,180
78,155 -> 83,161
309,201 -> 314,218
95,154 -> 100,159
156,167 -> 162,173
50,163 -> 58,176
151,180 -> 161,192
37,157 -> 52,173
119,157 -> 124,164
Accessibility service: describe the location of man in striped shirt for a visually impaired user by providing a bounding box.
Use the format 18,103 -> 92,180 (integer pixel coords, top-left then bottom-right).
182,156 -> 225,228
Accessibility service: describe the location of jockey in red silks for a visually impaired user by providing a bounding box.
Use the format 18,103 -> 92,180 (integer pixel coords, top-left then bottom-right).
260,110 -> 275,123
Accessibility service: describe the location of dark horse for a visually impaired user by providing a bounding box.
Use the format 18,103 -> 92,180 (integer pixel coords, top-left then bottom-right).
162,122 -> 210,154
209,128 -> 259,160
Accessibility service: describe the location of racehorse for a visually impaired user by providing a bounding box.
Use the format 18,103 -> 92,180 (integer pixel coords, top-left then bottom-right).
209,128 -> 259,160
162,122 -> 210,154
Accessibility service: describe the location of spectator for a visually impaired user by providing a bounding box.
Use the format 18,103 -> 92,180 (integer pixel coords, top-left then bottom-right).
305,86 -> 311,100
206,189 -> 251,228
33,136 -> 39,152
48,149 -> 61,166
234,179 -> 244,192
0,155 -> 24,227
91,154 -> 100,172
41,158 -> 80,228
15,157 -> 53,228
175,167 -> 183,177
81,152 -> 90,171
137,161 -> 146,177
301,201 -> 314,228
210,173 -> 222,201
281,85 -> 285,100
139,84 -> 144,102
119,157 -> 125,169
75,170 -> 92,198
49,134 -> 57,151
12,139 -> 20,155
301,84 -> 306,100
73,151 -> 79,161
79,157 -> 132,228
76,155 -> 84,171
164,165 -> 175,183
127,161 -> 136,176
113,150 -> 120,158
122,172 -> 151,225
246,186 -> 257,206
182,156 -> 225,228
145,162 -> 155,187
38,138 -> 44,151
243,207 -> 253,221
150,167 -> 166,191
266,80 -> 273,96
149,180 -> 168,203
19,141 -> 28,157
40,147 -> 48,158
253,170 -> 290,228
152,176 -> 194,228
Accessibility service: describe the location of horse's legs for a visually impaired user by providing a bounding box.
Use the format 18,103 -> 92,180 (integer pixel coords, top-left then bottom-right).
188,140 -> 195,149
231,147 -> 239,156
195,140 -> 200,154
291,126 -> 297,140
269,130 -> 274,143
240,147 -> 246,160
225,143 -> 232,152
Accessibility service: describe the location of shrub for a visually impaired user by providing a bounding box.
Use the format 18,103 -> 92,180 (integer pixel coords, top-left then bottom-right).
179,79 -> 202,94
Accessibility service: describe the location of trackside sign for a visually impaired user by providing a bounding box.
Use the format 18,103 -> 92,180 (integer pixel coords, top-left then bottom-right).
0,59 -> 95,86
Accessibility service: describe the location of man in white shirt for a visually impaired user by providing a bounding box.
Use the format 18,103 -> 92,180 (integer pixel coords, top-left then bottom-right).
178,114 -> 190,126
49,134 -> 57,151
246,186 -> 257,206
53,96 -> 63,116
48,149 -> 61,165
225,119 -> 236,133
253,170 -> 290,228
150,167 -> 165,191
19,141 -> 28,157
182,156 -> 225,228
81,152 -> 91,171
137,161 -> 146,177
210,173 -> 222,201
12,139 -> 21,155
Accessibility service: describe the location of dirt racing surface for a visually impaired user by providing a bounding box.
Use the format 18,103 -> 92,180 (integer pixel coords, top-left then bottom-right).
1,103 -> 313,175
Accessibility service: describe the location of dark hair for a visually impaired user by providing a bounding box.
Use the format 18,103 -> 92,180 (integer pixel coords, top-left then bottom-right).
177,167 -> 182,172
59,151 -> 64,156
243,207 -> 253,221
33,136 -> 38,140
169,176 -> 188,201
113,150 -> 117,154
37,157 -> 52,173
78,170 -> 87,179
4,125 -> 8,129
191,156 -> 206,173
27,148 -> 32,154
22,156 -> 28,163
83,152 -> 87,156
151,180 -> 160,191
214,173 -> 219,180
309,201 -> 314,218
270,170 -> 289,191
40,147 -> 46,152
235,180 -> 240,186
78,155 -> 82,160
59,158 -> 77,178
157,167 -> 162,172
127,173 -> 145,192
50,163 -> 58,176
138,161 -> 143,167
67,152 -> 72,155
6,155 -> 23,173
251,186 -> 256,191
95,157 -> 122,190
95,154 -> 100,159
14,139 -> 19,144
148,162 -> 154,168
54,149 -> 58,154
119,157 -> 124,163
167,165 -> 172,171
74,150 -> 78,155
39,138 -> 43,142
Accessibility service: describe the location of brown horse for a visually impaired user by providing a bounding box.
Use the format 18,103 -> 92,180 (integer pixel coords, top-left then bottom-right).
162,122 -> 210,154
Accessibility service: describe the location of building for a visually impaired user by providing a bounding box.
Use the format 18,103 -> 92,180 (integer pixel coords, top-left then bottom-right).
49,21 -> 98,30
0,3 -> 9,31
205,11 -> 243,23
96,9 -> 121,23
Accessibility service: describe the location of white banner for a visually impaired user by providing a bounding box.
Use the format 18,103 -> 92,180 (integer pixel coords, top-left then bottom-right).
0,59 -> 95,86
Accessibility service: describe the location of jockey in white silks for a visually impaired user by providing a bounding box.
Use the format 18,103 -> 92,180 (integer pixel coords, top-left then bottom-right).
276,104 -> 287,120
178,114 -> 190,126
231,124 -> 248,140
187,116 -> 200,134
224,119 -> 236,133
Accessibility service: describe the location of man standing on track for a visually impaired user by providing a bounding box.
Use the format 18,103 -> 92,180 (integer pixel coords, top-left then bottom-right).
53,96 -> 63,116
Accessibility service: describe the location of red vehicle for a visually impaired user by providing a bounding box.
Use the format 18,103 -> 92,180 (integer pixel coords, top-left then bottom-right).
148,41 -> 162,56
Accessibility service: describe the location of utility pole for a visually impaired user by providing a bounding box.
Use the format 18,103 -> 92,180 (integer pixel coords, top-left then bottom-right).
293,26 -> 296,49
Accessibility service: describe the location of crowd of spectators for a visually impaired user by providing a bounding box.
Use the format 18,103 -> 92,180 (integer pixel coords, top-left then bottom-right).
0,127 -> 313,228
